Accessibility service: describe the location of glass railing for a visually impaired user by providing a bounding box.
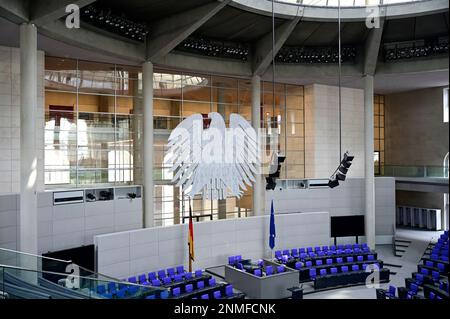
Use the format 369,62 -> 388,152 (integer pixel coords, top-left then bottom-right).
0,248 -> 168,299
275,0 -> 425,7
382,165 -> 449,178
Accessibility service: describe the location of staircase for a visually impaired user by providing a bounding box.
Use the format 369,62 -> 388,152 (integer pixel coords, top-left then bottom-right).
393,237 -> 412,257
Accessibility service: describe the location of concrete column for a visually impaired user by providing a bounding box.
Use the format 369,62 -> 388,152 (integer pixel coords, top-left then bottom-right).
143,62 -> 154,228
19,24 -> 38,257
364,75 -> 376,249
252,75 -> 263,216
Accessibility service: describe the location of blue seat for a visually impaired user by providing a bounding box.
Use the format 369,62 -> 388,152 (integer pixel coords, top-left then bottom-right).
151,279 -> 161,287
254,269 -> 262,277
429,292 -> 436,299
266,265 -> 273,275
157,270 -> 166,279
116,288 -> 127,299
442,256 -> 449,262
197,281 -> 204,289
185,284 -> 193,293
225,285 -> 233,297
299,248 -> 306,254
237,263 -> 244,270
277,265 -> 285,273
281,255 -> 289,263
128,285 -> 138,295
337,245 -> 344,250
362,243 -> 368,249
163,277 -> 171,285
347,256 -> 354,263
415,274 -> 424,285
362,263 -> 369,270
337,257 -> 343,263
300,253 -> 307,259
345,244 -> 352,250
128,276 -> 137,284
322,246 -> 328,251
174,274 -> 183,282
138,274 -> 146,283
326,258 -> 333,265
176,265 -> 185,274
367,254 -> 375,261
291,248 -> 298,257
148,272 -> 157,281
160,291 -> 169,299
108,282 -> 116,293
387,285 -> 396,298
318,251 -> 325,257
329,245 -> 336,251
185,272 -> 193,280
294,262 -> 302,270
172,287 -> 181,297
432,271 -> 440,282
326,251 -> 334,256
146,294 -> 156,299
195,269 -> 203,277
305,261 -> 313,267
97,285 -> 106,295
357,255 -> 363,262
235,255 -> 242,262
167,268 -> 175,277
353,244 -> 360,249
344,249 -> 352,254
201,294 -> 209,299
209,278 -> 216,286
330,267 -> 338,274
213,291 -> 221,299
309,268 -> 317,279
421,268 -> 429,275
316,260 -> 323,266
309,252 -> 316,258
306,247 -> 313,253
409,283 -> 418,296
274,251 -> 282,258
352,265 -> 359,271
314,246 -> 321,252
341,266 -> 349,273
282,249 -> 290,256
437,263 -> 445,272
319,269 -> 327,276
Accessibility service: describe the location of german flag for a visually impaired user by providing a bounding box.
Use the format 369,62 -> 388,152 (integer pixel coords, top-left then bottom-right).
188,202 -> 195,271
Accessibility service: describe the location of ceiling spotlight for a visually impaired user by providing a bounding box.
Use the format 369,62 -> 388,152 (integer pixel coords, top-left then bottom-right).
328,151 -> 354,188
328,178 -> 339,189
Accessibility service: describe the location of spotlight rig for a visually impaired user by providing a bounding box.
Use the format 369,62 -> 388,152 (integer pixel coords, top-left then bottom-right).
328,151 -> 354,189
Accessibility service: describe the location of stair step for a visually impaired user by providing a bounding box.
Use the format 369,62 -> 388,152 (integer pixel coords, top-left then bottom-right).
396,244 -> 409,248
396,248 -> 407,253
395,239 -> 412,244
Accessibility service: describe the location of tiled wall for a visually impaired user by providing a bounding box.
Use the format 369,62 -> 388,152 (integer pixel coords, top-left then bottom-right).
0,190 -> 143,254
0,45 -> 45,194
304,84 -> 365,179
265,177 -> 396,242
95,212 -> 330,279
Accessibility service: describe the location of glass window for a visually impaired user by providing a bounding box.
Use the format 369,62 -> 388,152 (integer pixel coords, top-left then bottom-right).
444,87 -> 449,123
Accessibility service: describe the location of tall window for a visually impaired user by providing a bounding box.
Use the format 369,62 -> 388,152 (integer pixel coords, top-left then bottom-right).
44,57 -> 142,186
374,95 -> 385,175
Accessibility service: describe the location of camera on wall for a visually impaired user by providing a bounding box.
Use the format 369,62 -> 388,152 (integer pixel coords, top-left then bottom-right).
266,152 -> 286,191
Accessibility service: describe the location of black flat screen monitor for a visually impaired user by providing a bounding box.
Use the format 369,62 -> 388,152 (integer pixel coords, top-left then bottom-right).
331,215 -> 365,238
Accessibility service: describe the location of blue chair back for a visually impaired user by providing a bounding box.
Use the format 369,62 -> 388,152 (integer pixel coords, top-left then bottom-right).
97,285 -> 106,295
225,285 -> 233,296
388,285 -> 396,297
213,290 -> 221,299
197,281 -> 205,289
337,257 -> 343,263
201,294 -> 209,299
195,269 -> 203,277
368,254 -> 375,261
128,276 -> 136,283
116,288 -> 127,299
277,265 -> 285,273
254,269 -> 262,277
167,268 -> 175,277
160,291 -> 169,299
148,272 -> 157,280
330,267 -> 338,274
309,268 -> 317,279
186,284 -> 193,293
185,272 -> 193,280
157,270 -> 166,278
347,256 -> 354,263
163,277 -> 171,285
294,262 -> 302,270
326,258 -> 333,265
282,249 -> 289,255
341,266 -> 349,272
174,274 -> 183,282
352,265 -> 359,271
209,278 -> 216,286
306,247 -> 313,252
138,274 -> 146,283
266,265 -> 273,275
172,287 -> 181,297
305,261 -> 313,267
151,279 -> 161,287
108,282 -> 116,292
320,269 -> 327,276
316,260 -> 323,266
357,256 -> 363,262
176,265 -> 185,274
421,268 -> 429,275
322,246 -> 328,251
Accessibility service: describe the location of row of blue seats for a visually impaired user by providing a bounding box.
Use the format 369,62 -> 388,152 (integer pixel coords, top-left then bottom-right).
275,244 -> 370,258
168,278 -> 219,297
309,263 -> 380,280
127,269 -> 204,287
423,260 -> 447,272
192,286 -> 234,300
291,255 -> 376,268
276,248 -> 371,260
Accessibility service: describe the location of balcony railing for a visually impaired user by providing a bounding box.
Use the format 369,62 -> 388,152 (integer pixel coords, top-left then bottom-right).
382,165 -> 449,178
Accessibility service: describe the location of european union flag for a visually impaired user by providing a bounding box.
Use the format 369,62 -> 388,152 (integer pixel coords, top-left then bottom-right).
269,200 -> 276,250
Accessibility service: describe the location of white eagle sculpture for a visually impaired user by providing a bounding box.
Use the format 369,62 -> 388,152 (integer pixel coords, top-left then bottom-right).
165,112 -> 260,200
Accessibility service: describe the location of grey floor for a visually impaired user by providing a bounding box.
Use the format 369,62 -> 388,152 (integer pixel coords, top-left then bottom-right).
304,228 -> 444,299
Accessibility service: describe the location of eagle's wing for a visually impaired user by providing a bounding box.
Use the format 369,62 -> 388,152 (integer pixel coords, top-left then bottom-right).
229,113 -> 260,198
165,114 -> 203,192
